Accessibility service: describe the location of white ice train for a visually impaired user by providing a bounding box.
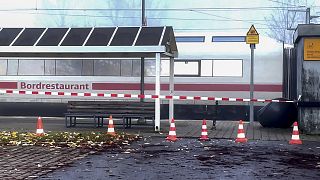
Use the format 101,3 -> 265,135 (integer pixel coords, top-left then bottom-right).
0,31 -> 284,118
0,29 -> 283,120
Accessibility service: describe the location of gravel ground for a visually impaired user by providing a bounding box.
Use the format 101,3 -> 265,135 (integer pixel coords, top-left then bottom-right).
39,137 -> 320,180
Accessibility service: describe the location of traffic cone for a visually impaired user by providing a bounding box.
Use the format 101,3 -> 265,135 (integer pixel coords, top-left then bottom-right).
235,120 -> 247,143
36,116 -> 44,136
107,115 -> 116,135
166,118 -> 177,141
199,119 -> 210,141
289,121 -> 302,145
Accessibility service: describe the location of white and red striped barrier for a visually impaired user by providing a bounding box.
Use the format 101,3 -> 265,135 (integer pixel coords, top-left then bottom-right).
0,89 -> 294,103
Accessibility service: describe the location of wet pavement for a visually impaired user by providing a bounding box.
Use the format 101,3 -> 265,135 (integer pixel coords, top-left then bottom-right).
39,137 -> 320,180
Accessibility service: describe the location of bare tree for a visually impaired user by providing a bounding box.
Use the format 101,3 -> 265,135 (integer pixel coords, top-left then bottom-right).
265,0 -> 307,44
37,0 -> 167,27
100,0 -> 167,26
37,0 -> 95,27
102,0 -> 140,26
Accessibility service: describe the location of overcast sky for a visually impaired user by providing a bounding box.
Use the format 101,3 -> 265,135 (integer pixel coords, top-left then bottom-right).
0,0 -> 319,37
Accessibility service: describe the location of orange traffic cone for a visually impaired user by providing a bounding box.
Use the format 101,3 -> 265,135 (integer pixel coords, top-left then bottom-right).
235,120 -> 247,143
289,121 -> 302,145
199,119 -> 210,141
166,118 -> 177,141
36,116 -> 44,136
107,115 -> 116,135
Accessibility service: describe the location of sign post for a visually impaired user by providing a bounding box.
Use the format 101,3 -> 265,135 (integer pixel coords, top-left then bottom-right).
246,25 -> 259,124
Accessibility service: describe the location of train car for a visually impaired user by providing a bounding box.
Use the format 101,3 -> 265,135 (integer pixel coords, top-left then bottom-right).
170,31 -> 283,100
0,31 -> 284,119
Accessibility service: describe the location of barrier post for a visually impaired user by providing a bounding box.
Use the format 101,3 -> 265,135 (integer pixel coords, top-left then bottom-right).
169,57 -> 174,124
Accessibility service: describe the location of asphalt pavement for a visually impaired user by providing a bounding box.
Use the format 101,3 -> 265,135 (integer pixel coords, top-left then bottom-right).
39,137 -> 320,180
0,116 -> 320,179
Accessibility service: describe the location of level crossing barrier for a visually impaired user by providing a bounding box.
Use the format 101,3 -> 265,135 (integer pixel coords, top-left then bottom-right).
0,89 -> 294,103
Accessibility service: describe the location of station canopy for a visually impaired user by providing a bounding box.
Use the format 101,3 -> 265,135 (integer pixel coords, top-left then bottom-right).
0,26 -> 177,58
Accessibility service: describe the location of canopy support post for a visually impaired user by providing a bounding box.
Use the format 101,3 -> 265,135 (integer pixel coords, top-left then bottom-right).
155,53 -> 161,131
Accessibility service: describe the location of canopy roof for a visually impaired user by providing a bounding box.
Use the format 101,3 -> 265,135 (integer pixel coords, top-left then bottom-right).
0,26 -> 177,58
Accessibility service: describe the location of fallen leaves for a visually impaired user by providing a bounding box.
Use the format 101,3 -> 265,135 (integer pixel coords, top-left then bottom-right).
0,131 -> 139,151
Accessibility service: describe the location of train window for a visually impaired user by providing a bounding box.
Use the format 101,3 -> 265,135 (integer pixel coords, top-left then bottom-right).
174,61 -> 199,76
7,59 -> 18,75
132,60 -> 141,77
0,60 -> 7,75
120,60 -> 132,76
201,60 -> 213,76
94,60 -> 120,76
56,60 -> 82,75
143,59 -> 171,77
175,36 -> 205,42
145,60 -> 156,76
45,60 -> 56,75
213,60 -> 242,77
212,36 -> 245,42
161,60 -> 170,76
82,60 -> 94,76
18,60 -> 44,75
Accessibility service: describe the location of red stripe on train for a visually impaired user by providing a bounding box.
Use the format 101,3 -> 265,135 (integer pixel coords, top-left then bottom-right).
92,83 -> 282,92
0,82 -> 18,89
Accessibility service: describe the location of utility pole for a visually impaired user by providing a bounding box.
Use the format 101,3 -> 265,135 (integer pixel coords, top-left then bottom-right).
306,7 -> 310,24
140,0 -> 146,102
142,0 -> 146,26
287,7 -> 312,27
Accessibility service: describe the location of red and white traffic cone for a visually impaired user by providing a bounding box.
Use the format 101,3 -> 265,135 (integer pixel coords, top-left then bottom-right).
235,120 -> 247,143
199,119 -> 210,141
289,121 -> 302,145
36,116 -> 44,136
107,115 -> 116,135
166,118 -> 177,141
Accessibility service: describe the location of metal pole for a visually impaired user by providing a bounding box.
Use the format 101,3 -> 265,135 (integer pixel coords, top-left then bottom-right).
155,53 -> 161,131
169,57 -> 174,123
250,44 -> 255,124
140,0 -> 146,102
142,0 -> 146,26
306,7 -> 310,24
140,58 -> 145,102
